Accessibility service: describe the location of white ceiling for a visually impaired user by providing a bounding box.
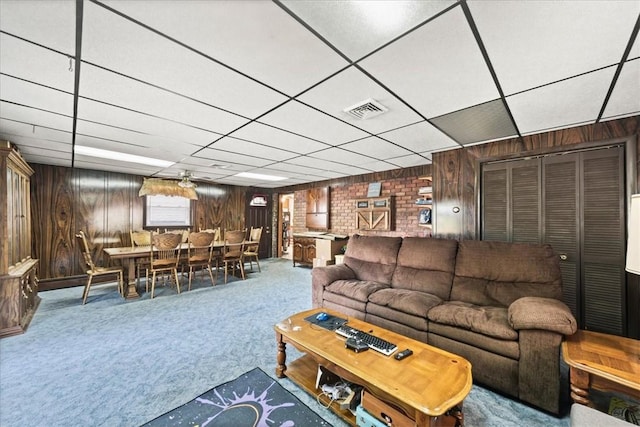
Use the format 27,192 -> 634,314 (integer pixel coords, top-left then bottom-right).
0,0 -> 638,188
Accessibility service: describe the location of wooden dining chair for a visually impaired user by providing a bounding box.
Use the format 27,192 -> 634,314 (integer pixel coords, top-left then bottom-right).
130,230 -> 152,291
222,229 -> 246,284
149,232 -> 183,299
243,226 -> 263,272
199,227 -> 221,243
185,231 -> 217,290
76,231 -> 124,304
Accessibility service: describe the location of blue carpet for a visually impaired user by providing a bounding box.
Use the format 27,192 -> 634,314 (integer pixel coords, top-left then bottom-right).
0,258 -> 570,426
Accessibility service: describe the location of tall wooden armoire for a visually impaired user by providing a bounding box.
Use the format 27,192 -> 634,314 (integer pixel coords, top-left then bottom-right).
0,141 -> 39,337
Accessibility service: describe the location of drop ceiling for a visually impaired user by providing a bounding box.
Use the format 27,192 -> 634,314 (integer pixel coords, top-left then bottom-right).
0,0 -> 638,188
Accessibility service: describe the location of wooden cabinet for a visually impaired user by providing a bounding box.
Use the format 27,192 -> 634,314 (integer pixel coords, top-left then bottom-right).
306,187 -> 329,230
1,141 -> 39,338
355,197 -> 393,230
293,237 -> 316,267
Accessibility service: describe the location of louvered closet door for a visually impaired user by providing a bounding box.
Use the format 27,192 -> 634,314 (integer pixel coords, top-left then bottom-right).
481,159 -> 540,243
580,147 -> 625,334
543,154 -> 580,320
481,146 -> 626,335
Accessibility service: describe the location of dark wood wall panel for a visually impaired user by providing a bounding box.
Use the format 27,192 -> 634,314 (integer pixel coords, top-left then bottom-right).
30,164 -> 249,283
432,116 -> 640,240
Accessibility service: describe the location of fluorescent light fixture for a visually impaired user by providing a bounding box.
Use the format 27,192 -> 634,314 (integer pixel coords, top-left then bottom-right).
234,172 -> 287,181
74,145 -> 174,168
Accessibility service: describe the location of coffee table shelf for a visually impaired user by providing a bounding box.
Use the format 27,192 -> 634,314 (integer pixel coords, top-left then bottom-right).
286,354 -> 357,425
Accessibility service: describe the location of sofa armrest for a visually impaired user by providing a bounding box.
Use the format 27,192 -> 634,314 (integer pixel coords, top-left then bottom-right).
508,296 -> 577,335
311,265 -> 356,307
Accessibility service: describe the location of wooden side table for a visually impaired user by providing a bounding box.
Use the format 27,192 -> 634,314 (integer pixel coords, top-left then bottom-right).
562,330 -> 640,407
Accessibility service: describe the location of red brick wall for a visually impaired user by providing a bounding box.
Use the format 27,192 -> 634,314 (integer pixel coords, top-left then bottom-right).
292,176 -> 432,238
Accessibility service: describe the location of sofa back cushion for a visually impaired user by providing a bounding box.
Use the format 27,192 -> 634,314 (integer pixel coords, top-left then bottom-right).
391,237 -> 458,300
451,240 -> 562,307
343,234 -> 402,283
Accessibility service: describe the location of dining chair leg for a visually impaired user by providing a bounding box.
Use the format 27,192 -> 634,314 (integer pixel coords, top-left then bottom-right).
188,267 -> 194,291
207,265 -> 215,286
82,275 -> 93,305
150,271 -> 157,299
173,269 -> 181,294
119,271 -> 124,296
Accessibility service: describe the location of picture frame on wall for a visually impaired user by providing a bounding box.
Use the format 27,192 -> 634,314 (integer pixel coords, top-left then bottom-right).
367,182 -> 382,198
419,208 -> 431,225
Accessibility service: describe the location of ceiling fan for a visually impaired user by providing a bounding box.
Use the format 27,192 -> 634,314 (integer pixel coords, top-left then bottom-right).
177,170 -> 197,188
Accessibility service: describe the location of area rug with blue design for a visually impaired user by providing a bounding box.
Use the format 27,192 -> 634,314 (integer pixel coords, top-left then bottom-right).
141,367 -> 332,427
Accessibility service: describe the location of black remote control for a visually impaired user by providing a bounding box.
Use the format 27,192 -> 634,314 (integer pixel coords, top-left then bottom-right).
394,348 -> 413,360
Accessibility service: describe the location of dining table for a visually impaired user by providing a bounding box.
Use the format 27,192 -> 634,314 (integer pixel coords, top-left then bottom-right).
104,242 -> 226,299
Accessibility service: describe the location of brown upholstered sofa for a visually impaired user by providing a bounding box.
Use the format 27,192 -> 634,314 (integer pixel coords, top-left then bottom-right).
311,235 -> 577,414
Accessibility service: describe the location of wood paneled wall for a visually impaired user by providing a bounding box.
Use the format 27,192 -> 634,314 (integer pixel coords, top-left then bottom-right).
433,116 -> 640,240
30,164 -> 248,282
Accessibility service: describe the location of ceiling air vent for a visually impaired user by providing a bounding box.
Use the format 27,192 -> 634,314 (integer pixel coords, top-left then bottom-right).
343,98 -> 388,120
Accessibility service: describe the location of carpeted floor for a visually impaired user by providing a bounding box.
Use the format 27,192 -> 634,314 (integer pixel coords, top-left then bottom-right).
0,258 -> 570,426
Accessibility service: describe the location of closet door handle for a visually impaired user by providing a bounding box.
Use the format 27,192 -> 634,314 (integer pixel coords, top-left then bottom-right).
559,254 -> 568,261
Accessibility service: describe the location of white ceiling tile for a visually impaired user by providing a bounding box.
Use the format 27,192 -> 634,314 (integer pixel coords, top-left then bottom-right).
298,67 -> 423,133
340,136 -> 413,160
261,162 -> 327,177
258,101 -> 368,145
310,147 -> 376,166
630,34 -> 640,60
0,119 -> 72,146
387,154 -> 430,168
0,74 -> 73,115
102,0 -> 348,96
20,154 -> 71,168
228,122 -> 330,154
0,102 -> 73,133
75,120 -> 204,154
195,148 -> 274,167
0,0 -> 75,54
73,159 -> 162,177
76,97 -> 221,146
358,160 -> 400,172
82,2 -> 287,119
379,121 -> 459,153
285,156 -> 369,175
281,0 -> 456,60
0,34 -> 75,93
210,137 -> 298,161
602,59 -> 640,120
508,67 -> 616,134
79,65 -> 247,135
469,0 -> 640,94
360,6 -> 499,118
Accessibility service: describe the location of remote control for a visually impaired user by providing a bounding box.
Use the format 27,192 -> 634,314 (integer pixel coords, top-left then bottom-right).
394,348 -> 413,360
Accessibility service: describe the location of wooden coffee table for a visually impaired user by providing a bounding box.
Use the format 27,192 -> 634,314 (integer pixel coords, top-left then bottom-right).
562,330 -> 640,407
274,308 -> 472,426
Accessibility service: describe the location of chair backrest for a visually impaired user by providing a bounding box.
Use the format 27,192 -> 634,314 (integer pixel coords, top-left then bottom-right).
150,232 -> 182,267
187,231 -> 215,262
224,229 -> 246,258
164,228 -> 190,243
245,227 -> 263,252
76,231 -> 96,272
200,227 -> 221,242
130,230 -> 152,248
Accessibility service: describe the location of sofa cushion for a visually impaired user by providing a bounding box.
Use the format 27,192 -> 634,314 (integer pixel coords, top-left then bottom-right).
368,288 -> 442,318
427,301 -> 518,340
325,279 -> 388,303
450,240 -> 563,307
343,235 -> 402,283
391,237 -> 458,300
